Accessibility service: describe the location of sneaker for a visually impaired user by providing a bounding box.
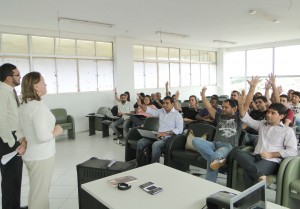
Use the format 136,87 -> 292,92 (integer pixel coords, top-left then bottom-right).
210,158 -> 226,170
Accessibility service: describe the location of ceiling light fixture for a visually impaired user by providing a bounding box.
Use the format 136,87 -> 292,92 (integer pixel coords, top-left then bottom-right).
156,31 -> 189,39
58,17 -> 115,28
249,9 -> 280,23
213,40 -> 236,45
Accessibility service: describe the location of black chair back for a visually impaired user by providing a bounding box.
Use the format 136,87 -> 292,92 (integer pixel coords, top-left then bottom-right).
188,123 -> 216,141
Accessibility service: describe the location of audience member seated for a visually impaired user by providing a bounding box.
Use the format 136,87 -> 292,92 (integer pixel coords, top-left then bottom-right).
279,94 -> 294,127
230,90 -> 240,100
114,88 -> 131,103
233,81 -> 297,189
110,94 -> 135,140
289,91 -> 300,133
195,96 -> 221,125
130,95 -> 156,127
136,96 -> 183,166
178,95 -> 201,126
133,92 -> 145,109
287,89 -> 294,103
192,87 -> 242,182
245,96 -> 268,135
152,92 -> 163,109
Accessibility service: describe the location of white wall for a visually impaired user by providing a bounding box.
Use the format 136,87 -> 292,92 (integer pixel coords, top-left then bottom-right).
43,91 -> 115,132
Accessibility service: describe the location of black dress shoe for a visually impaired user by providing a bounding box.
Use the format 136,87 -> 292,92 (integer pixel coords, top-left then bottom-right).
20,206 -> 28,209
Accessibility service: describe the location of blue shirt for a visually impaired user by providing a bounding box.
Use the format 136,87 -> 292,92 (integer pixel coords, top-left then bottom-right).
146,107 -> 183,135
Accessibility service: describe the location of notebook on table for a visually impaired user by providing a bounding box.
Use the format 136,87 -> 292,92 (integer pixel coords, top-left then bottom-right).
137,129 -> 159,140
230,180 -> 266,209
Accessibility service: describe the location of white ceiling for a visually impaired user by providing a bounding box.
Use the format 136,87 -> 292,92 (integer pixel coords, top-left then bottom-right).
1,0 -> 300,48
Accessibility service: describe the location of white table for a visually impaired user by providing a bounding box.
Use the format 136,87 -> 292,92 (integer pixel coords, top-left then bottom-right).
82,163 -> 288,209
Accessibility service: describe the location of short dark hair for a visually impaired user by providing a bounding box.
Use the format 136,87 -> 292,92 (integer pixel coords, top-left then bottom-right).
231,90 -> 240,95
211,94 -> 219,101
280,94 -> 289,101
120,93 -> 126,97
255,96 -> 268,103
0,63 -> 17,82
292,91 -> 300,98
163,96 -> 174,103
224,99 -> 238,108
139,92 -> 145,98
268,103 -> 287,115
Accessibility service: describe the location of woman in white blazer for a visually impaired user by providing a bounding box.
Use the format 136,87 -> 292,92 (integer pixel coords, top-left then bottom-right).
18,72 -> 63,209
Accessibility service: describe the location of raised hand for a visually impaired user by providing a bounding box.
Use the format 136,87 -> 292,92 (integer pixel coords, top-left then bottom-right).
200,87 -> 207,97
165,81 -> 169,88
266,73 -> 276,86
265,82 -> 271,90
247,76 -> 261,87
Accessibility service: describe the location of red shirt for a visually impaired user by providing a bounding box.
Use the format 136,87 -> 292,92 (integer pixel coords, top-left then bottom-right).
283,108 -> 294,127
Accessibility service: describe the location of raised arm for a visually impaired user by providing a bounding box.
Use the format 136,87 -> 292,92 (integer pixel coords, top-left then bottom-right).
200,87 -> 216,119
165,81 -> 170,96
238,90 -> 247,118
114,88 -> 121,102
243,76 -> 261,112
266,73 -> 280,103
264,83 -> 272,105
173,90 -> 182,111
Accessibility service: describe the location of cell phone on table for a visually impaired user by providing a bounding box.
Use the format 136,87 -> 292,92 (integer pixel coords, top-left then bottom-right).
140,182 -> 163,195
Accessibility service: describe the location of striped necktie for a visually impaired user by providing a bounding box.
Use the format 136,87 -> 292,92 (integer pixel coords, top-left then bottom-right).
13,88 -> 20,107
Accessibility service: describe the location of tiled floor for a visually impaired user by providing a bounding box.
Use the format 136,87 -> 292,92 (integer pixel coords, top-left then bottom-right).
0,131 -> 278,209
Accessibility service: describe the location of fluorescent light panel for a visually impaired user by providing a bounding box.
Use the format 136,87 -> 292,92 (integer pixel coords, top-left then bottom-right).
156,31 -> 189,38
58,17 -> 115,28
213,40 -> 236,45
249,9 -> 280,23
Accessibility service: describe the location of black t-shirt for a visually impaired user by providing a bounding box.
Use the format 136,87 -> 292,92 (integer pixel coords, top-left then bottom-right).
213,112 -> 242,147
182,107 -> 201,120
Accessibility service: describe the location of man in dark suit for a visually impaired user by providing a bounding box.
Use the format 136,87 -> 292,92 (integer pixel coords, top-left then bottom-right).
0,63 -> 27,209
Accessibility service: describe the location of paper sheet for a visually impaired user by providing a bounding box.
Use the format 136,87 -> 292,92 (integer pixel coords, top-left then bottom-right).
1,151 -> 18,165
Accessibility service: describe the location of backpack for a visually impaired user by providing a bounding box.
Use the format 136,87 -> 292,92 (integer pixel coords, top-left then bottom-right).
137,145 -> 152,167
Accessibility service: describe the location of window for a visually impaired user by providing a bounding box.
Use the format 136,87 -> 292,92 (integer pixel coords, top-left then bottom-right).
247,48 -> 272,76
145,63 -> 157,88
96,42 -> 113,58
225,45 -> 300,94
32,36 -> 54,54
97,61 -> 114,90
78,59 -> 97,92
1,33 -> 114,93
274,45 -> 300,75
144,46 -> 156,60
56,59 -> 78,93
133,45 -> 217,89
2,34 -> 28,53
180,63 -> 190,86
77,40 -> 95,56
55,38 -> 76,55
33,58 -> 57,93
158,63 -> 169,88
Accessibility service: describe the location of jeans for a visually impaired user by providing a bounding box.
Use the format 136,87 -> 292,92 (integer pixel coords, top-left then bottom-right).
192,138 -> 233,182
136,138 -> 167,163
110,118 -> 132,137
295,117 -> 300,132
232,149 -> 279,189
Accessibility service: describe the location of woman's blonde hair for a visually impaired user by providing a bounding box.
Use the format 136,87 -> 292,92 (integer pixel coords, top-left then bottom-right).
21,71 -> 42,104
